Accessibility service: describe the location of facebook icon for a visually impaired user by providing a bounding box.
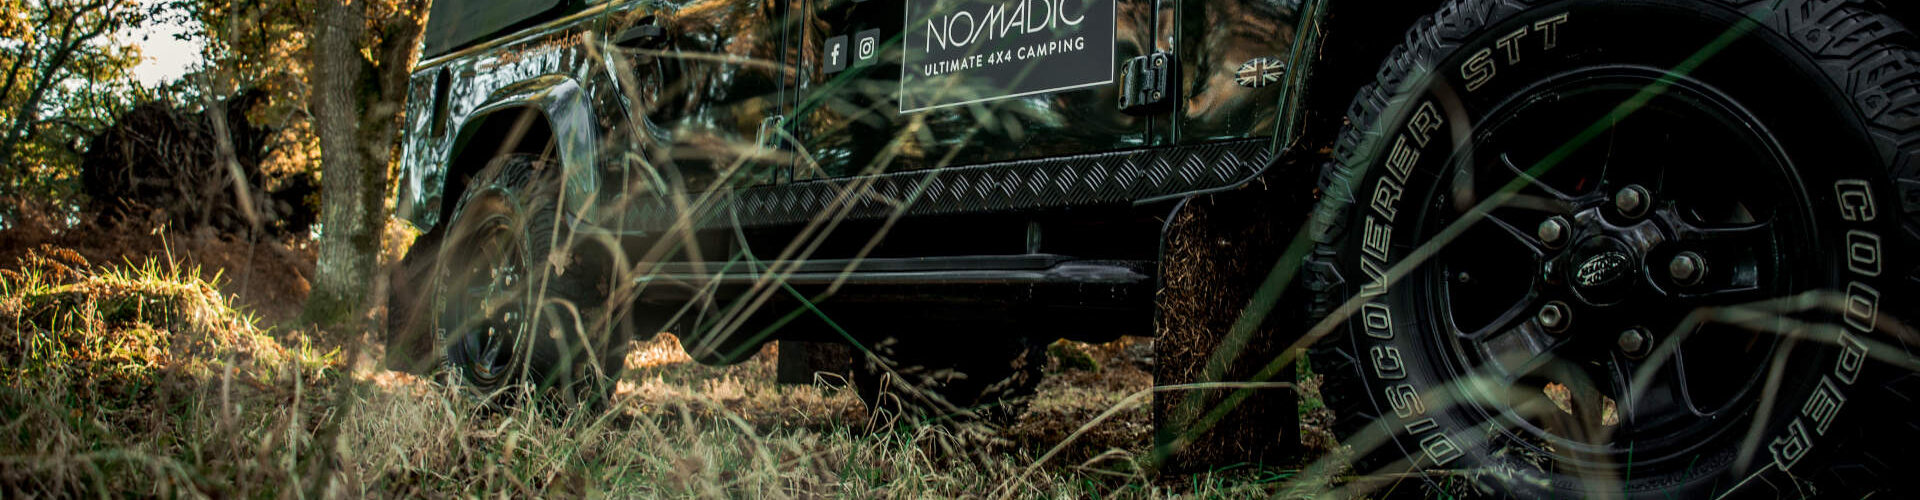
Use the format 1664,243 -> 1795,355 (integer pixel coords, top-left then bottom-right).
823,35 -> 848,74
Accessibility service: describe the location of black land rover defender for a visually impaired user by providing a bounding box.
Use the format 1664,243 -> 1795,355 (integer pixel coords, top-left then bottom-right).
385,0 -> 1920,496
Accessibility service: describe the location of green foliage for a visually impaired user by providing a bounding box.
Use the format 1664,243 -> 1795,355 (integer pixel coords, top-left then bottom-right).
0,0 -> 153,216
0,246 -> 329,392
165,0 -> 316,180
1049,339 -> 1103,373
167,0 -> 430,192
0,246 -> 1338,496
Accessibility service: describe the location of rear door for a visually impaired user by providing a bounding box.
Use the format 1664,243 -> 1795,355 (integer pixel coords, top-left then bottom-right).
1173,0 -> 1311,144
604,0 -> 795,193
787,0 -> 1155,180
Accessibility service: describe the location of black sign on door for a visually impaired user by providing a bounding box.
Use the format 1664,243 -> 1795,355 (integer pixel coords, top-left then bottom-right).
899,0 -> 1116,113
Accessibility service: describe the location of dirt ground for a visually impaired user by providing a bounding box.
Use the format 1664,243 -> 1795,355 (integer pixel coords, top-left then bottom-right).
605,334 -> 1158,460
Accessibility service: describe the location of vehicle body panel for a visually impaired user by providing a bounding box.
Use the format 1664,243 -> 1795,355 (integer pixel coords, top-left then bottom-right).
395,0 -> 1331,237
1174,0 -> 1306,144
422,0 -> 573,58
786,0 -> 1152,180
397,11 -> 610,231
624,137 -> 1272,232
602,0 -> 794,194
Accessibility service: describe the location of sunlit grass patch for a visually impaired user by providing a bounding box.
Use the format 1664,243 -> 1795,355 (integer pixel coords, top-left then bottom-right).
0,246 -> 340,495
1,247 -> 330,383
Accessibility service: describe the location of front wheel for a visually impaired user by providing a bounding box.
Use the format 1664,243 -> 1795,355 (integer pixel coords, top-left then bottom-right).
1305,0 -> 1918,497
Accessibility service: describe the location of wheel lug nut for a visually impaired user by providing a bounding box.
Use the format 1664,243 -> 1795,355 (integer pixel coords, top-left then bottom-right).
1618,327 -> 1651,357
1614,185 -> 1651,218
1669,251 -> 1706,286
1537,301 -> 1571,333
1538,216 -> 1570,247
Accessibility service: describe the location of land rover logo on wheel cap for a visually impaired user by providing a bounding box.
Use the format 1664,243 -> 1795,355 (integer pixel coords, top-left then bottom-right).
1575,251 -> 1631,287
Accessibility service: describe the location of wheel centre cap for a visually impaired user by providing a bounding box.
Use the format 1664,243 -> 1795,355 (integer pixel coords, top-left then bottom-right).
1567,236 -> 1638,305
1575,251 -> 1630,288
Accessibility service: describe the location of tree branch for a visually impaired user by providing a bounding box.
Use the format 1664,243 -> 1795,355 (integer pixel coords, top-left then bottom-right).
0,0 -> 118,168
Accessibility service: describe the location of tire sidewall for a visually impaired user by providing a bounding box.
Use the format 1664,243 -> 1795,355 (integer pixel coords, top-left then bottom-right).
433,156 -> 609,406
1327,0 -> 1909,495
434,160 -> 545,396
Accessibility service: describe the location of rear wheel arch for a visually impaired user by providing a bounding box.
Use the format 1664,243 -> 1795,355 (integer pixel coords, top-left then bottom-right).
431,107 -> 558,238
410,74 -> 608,239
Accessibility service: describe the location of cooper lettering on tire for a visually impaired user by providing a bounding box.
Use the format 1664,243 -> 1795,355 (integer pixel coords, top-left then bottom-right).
1306,0 -> 1919,496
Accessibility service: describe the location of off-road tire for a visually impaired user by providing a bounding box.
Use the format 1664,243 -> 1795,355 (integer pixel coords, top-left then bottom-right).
1304,0 -> 1919,497
430,154 -> 629,414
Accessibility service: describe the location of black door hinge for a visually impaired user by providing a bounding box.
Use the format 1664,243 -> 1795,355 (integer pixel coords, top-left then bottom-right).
757,115 -> 787,150
1118,52 -> 1174,115
758,115 -> 794,183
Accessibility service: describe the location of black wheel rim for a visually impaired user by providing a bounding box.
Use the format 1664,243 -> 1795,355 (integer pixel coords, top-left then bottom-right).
444,209 -> 528,388
1414,68 -> 1816,470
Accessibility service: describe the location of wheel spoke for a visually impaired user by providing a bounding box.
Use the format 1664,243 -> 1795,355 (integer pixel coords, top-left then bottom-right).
1497,153 -> 1584,203
1453,289 -> 1544,340
1474,308 -> 1564,382
1675,281 -> 1769,304
1617,353 -> 1697,429
1669,346 -> 1717,417
1593,114 -> 1676,191
1480,213 -> 1551,257
1670,322 -> 1772,416
482,326 -> 512,368
1660,216 -> 1777,303
1670,217 -> 1773,246
460,319 -> 491,365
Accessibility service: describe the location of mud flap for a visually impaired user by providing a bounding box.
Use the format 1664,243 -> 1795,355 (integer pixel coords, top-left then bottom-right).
1151,193 -> 1304,470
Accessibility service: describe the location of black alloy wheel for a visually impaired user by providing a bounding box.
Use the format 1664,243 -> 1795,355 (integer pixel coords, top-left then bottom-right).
440,205 -> 532,392
1304,0 -> 1920,497
1423,70 -> 1805,473
432,154 -> 629,413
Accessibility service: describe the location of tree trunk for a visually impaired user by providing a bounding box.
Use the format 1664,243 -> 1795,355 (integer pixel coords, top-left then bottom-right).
301,0 -> 429,327
302,0 -> 376,326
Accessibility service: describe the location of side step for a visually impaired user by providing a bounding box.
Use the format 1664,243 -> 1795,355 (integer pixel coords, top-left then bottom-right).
631,254 -> 1153,307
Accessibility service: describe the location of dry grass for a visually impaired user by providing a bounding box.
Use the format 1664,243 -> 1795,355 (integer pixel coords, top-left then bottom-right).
0,218 -> 316,325
0,248 -> 1323,498
0,246 -> 335,496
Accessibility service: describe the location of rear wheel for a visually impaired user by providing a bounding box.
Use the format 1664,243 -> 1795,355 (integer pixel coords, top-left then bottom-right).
431,154 -> 629,413
1305,0 -> 1918,496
